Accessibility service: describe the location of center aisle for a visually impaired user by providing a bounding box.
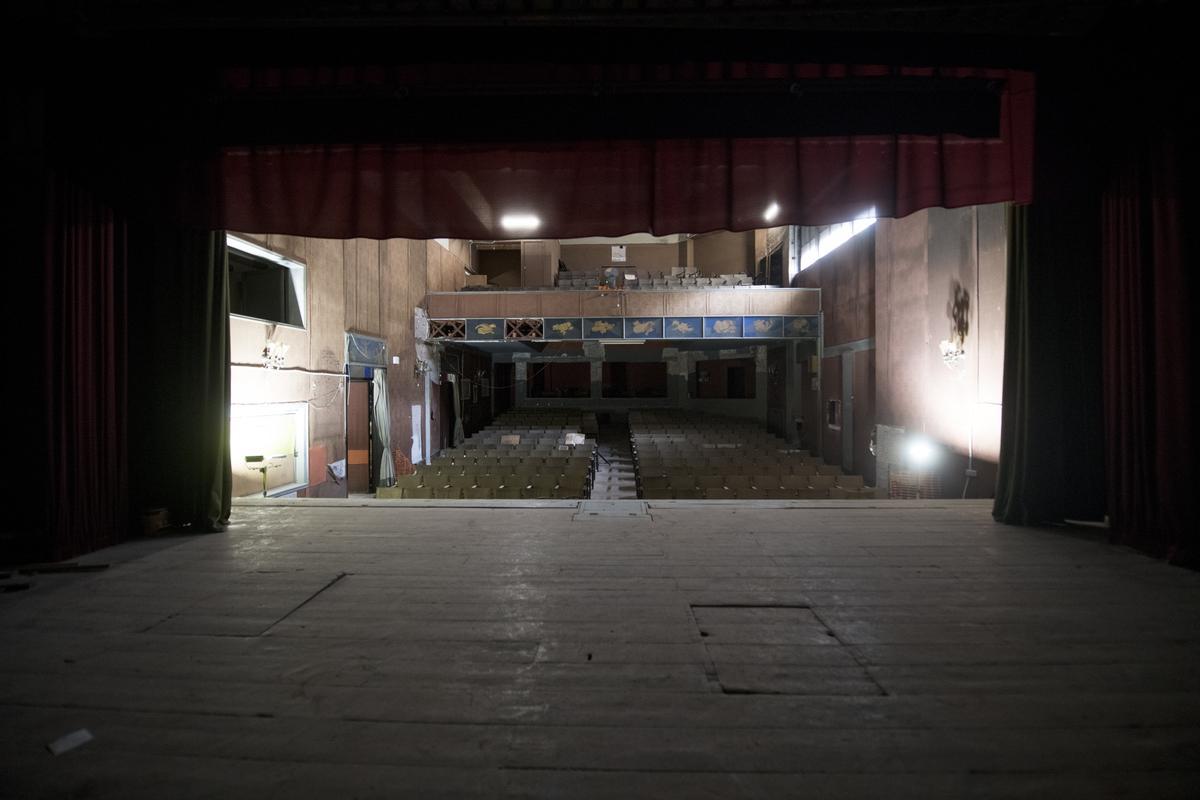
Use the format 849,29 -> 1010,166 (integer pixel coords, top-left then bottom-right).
590,412 -> 638,500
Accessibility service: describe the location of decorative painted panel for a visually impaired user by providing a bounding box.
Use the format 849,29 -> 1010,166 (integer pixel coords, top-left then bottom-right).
783,315 -> 821,338
663,317 -> 703,338
743,316 -> 784,338
544,318 -> 583,340
703,317 -> 743,338
429,313 -> 821,341
583,317 -> 625,339
464,318 -> 505,340
624,317 -> 663,339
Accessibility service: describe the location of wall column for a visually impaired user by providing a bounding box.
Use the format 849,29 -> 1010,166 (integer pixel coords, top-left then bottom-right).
590,360 -> 603,402
513,358 -> 528,407
785,340 -> 799,443
755,346 -> 769,422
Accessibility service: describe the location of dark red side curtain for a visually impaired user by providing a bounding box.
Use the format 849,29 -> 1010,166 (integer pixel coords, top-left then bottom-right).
43,175 -> 129,560
211,67 -> 1033,239
1102,129 -> 1193,563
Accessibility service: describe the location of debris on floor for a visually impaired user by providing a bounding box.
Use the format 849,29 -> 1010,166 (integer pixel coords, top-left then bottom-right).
46,729 -> 93,756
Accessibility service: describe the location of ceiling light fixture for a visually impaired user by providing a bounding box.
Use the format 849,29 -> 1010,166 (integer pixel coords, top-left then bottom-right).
763,202 -> 781,222
500,214 -> 541,232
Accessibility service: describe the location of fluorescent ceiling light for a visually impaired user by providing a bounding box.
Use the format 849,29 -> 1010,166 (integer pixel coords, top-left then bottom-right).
763,202 -> 781,222
500,214 -> 541,232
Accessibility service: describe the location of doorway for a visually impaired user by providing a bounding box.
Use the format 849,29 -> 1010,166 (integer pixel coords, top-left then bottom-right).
347,378 -> 372,494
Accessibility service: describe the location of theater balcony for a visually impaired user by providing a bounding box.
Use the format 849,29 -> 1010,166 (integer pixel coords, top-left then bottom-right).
423,286 -> 821,343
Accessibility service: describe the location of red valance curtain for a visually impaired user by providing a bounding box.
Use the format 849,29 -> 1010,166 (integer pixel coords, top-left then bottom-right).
211,66 -> 1033,239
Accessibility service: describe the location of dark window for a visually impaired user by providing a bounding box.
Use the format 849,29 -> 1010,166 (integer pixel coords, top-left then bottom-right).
696,357 -> 756,399
229,248 -> 304,327
602,362 -> 668,398
527,362 -> 591,398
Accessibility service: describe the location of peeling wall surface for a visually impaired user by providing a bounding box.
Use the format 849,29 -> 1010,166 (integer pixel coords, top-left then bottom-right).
229,234 -> 470,494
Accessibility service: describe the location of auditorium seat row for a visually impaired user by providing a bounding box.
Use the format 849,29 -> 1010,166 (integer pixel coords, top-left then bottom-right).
378,408 -> 598,500
629,409 -> 873,500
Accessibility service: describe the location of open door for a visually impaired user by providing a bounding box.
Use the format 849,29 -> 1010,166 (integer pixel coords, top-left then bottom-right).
347,378 -> 371,493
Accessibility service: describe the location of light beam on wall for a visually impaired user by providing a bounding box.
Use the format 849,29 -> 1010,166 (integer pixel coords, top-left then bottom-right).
799,208 -> 877,271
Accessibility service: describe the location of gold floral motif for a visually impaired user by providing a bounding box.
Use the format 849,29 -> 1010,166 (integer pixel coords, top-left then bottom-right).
712,319 -> 737,334
753,318 -> 775,333
632,320 -> 656,334
669,320 -> 695,334
474,322 -> 497,336
552,321 -> 576,334
591,320 -> 616,334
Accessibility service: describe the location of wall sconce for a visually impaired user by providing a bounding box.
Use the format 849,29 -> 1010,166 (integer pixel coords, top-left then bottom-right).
414,360 -> 432,379
938,338 -> 966,367
941,280 -> 970,367
262,339 -> 289,370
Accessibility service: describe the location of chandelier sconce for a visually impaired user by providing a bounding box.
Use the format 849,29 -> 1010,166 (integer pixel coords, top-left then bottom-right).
941,280 -> 971,368
938,336 -> 967,367
262,339 -> 289,370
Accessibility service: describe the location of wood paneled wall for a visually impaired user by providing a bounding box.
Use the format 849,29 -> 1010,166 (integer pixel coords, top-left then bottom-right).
230,233 -> 470,488
793,228 -> 875,347
692,231 -> 755,276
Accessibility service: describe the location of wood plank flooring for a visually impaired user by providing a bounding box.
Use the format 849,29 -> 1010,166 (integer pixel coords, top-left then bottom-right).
2,500 -> 1198,798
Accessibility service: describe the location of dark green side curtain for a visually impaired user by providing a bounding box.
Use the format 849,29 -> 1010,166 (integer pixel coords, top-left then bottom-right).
128,226 -> 231,531
994,202 -> 1106,526
993,66 -> 1107,526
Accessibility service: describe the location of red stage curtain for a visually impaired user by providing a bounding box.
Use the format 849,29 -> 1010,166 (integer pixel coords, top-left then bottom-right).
1102,128 -> 1193,563
212,67 -> 1033,239
43,175 -> 129,560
